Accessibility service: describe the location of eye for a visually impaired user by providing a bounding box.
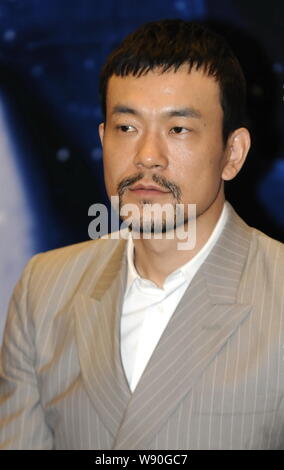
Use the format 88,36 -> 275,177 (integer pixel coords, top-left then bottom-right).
116,125 -> 136,133
170,126 -> 189,134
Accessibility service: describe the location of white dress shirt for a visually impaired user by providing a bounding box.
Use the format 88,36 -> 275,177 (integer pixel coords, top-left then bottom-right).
120,202 -> 229,392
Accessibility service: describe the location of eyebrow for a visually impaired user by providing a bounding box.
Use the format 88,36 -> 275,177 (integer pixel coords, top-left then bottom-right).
111,105 -> 202,119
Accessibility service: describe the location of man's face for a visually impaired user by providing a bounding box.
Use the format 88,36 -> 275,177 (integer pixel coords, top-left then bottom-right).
99,64 -> 229,233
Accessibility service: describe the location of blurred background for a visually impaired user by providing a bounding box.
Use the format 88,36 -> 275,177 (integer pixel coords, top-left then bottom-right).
0,0 -> 283,342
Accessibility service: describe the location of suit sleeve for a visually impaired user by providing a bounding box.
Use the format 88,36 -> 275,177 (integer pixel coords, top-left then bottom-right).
0,254 -> 54,449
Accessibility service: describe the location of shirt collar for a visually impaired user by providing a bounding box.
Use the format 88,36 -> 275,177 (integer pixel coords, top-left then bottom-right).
125,201 -> 230,294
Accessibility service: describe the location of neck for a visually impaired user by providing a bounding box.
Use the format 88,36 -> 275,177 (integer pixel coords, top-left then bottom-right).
132,195 -> 225,288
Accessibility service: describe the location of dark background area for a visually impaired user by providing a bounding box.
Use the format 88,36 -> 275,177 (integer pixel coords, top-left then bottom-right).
0,0 -> 283,251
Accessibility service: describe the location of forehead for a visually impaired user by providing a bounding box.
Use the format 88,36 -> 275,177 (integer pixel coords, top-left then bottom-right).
106,64 -> 222,117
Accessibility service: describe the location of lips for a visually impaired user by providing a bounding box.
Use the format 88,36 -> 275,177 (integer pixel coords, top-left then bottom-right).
129,184 -> 170,193
128,184 -> 171,199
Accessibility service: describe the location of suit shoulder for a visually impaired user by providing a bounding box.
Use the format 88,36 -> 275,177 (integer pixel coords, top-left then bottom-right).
248,227 -> 284,282
24,232 -> 125,282
36,236 -> 108,261
11,232 -> 126,315
251,226 -> 284,256
38,232 -> 123,259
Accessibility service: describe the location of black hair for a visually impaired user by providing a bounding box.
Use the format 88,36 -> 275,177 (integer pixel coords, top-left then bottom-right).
99,18 -> 247,143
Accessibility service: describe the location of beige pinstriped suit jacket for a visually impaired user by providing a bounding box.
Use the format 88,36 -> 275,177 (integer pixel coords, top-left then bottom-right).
0,202 -> 284,450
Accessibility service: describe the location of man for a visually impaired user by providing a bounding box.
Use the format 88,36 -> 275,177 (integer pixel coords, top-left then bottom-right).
0,19 -> 283,450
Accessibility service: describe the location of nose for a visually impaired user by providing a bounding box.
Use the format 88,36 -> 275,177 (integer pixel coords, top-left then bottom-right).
133,130 -> 168,170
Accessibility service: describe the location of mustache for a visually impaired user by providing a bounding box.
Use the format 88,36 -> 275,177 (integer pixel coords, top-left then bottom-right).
117,172 -> 182,201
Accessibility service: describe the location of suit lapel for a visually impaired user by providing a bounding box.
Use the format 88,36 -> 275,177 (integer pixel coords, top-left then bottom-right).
73,237 -> 131,439
113,204 -> 254,449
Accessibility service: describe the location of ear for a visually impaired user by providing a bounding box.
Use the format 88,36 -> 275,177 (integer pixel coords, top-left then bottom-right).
98,122 -> 105,146
222,127 -> 251,181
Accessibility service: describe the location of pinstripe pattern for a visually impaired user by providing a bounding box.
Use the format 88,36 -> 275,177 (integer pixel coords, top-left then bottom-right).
0,202 -> 284,449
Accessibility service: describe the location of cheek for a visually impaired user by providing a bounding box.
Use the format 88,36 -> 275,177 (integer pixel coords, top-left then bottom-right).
103,152 -> 130,196
173,147 -> 224,197
177,136 -> 223,175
